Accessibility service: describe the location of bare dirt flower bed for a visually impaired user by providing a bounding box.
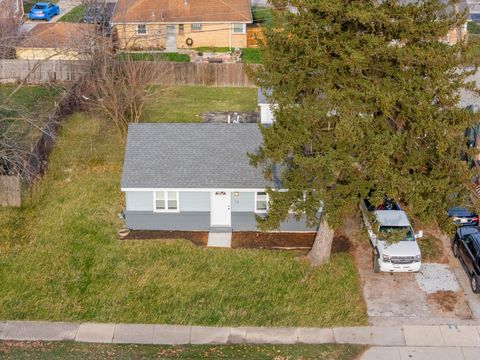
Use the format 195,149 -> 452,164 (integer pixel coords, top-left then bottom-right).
231,231 -> 316,249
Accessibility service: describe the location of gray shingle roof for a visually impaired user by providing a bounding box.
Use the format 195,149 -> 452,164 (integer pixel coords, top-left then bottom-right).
121,123 -> 278,189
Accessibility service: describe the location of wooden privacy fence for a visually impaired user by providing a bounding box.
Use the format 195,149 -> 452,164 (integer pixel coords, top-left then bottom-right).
0,176 -> 21,207
0,60 -> 256,87
0,83 -> 83,207
247,26 -> 265,48
0,60 -> 88,83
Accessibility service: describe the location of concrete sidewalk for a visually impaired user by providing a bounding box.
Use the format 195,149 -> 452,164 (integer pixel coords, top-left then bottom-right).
1,322 -> 480,346
361,346 -> 480,360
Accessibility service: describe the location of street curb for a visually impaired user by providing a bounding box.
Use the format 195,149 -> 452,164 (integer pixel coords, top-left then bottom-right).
1,321 -> 480,346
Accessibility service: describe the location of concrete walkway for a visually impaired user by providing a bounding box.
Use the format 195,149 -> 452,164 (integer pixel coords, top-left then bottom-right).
361,346 -> 480,360
1,322 -> 480,347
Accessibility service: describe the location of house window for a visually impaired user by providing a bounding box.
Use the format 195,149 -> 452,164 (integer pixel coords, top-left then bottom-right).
255,192 -> 268,212
191,23 -> 202,32
178,24 -> 184,35
155,191 -> 178,212
137,24 -> 147,35
233,23 -> 245,34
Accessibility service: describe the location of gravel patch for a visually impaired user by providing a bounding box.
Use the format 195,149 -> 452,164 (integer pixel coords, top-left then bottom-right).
415,263 -> 460,294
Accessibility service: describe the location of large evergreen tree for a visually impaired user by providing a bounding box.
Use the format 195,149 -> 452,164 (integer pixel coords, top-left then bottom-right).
252,0 -> 478,264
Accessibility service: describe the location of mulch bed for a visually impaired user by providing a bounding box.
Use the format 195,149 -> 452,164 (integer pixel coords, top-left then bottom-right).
231,232 -> 316,249
331,234 -> 353,254
121,230 -> 354,253
121,230 -> 208,247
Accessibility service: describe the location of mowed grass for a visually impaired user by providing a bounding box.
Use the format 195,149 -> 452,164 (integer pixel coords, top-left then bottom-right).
58,4 -> 85,22
0,87 -> 367,326
142,86 -> 258,122
116,52 -> 191,62
0,342 -> 365,360
0,84 -> 62,146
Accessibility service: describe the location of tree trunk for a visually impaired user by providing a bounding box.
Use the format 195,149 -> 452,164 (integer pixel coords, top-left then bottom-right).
308,218 -> 334,267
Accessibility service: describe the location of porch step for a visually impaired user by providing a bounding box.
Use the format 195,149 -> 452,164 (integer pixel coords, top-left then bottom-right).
207,231 -> 232,248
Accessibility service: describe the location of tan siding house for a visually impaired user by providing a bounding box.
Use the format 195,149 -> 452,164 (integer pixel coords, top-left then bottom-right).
16,23 -> 96,60
111,0 -> 252,50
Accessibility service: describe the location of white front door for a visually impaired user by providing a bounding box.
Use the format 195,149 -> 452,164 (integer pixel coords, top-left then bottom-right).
166,25 -> 176,51
211,191 -> 231,227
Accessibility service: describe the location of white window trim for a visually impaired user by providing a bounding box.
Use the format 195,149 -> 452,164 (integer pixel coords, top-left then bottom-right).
232,23 -> 246,34
136,24 -> 147,35
255,191 -> 268,213
191,23 -> 202,32
153,190 -> 180,213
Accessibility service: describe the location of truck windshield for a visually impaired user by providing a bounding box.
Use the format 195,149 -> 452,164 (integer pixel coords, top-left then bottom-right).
378,226 -> 415,241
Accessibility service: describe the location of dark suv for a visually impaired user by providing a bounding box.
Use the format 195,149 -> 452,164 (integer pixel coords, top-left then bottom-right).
452,227 -> 480,293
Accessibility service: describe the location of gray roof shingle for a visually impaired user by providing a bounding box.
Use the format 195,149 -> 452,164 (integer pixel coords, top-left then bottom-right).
121,123 -> 277,189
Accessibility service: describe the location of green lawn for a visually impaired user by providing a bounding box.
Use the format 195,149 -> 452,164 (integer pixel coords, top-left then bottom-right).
193,47 -> 262,63
0,87 -> 367,327
58,4 -> 85,23
0,84 -> 62,146
116,52 -> 190,62
242,48 -> 262,64
142,86 -> 258,122
252,6 -> 275,27
468,21 -> 480,35
0,342 -> 365,360
195,47 -> 232,53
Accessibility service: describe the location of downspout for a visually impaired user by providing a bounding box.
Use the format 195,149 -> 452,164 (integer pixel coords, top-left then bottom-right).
229,23 -> 232,51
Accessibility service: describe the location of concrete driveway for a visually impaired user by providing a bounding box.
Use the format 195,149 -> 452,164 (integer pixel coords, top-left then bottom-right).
22,0 -> 82,32
354,232 -> 475,325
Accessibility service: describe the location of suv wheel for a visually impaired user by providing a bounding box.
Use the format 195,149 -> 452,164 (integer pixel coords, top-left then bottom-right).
471,275 -> 480,293
453,241 -> 460,258
373,250 -> 380,273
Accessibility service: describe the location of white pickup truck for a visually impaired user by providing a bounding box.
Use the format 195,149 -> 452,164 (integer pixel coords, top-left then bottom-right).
360,199 -> 423,273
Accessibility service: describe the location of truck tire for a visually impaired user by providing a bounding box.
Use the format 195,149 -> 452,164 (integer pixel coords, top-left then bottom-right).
373,250 -> 380,273
453,241 -> 460,258
471,274 -> 480,293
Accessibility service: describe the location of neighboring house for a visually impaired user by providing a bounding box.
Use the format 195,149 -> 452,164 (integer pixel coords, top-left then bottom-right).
121,123 -> 317,235
258,88 -> 276,124
398,0 -> 468,45
110,0 -> 253,51
15,23 -> 95,60
441,0 -> 468,45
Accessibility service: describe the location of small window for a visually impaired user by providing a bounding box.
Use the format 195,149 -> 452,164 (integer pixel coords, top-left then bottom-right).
255,192 -> 268,212
178,24 -> 184,35
155,191 -> 178,211
137,24 -> 147,35
155,191 -> 165,210
191,23 -> 202,32
167,191 -> 177,210
233,23 -> 245,34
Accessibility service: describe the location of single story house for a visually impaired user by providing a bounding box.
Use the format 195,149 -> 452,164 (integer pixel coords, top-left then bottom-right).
121,123 -> 317,235
16,23 -> 96,60
110,0 -> 252,51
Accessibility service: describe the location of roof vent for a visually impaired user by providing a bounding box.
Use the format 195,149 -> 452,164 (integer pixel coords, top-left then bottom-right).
184,0 -> 188,5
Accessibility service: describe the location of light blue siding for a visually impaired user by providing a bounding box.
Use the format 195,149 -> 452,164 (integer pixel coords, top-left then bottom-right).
179,191 -> 210,211
126,191 -> 153,211
231,192 -> 255,212
125,210 -> 317,232
125,211 -> 210,230
232,213 -> 318,232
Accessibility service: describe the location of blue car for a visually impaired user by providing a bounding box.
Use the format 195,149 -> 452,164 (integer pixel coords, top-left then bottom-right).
28,2 -> 60,21
448,207 -> 479,227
